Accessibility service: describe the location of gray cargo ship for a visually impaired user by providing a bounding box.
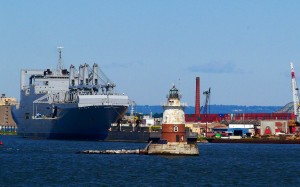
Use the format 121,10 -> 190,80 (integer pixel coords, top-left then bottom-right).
11,48 -> 129,140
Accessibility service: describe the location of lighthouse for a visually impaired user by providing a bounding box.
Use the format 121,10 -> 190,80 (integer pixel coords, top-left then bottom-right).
147,85 -> 199,156
161,85 -> 186,142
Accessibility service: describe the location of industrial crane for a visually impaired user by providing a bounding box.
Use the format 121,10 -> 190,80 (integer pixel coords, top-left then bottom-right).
290,62 -> 300,124
201,87 -> 211,115
201,87 -> 211,137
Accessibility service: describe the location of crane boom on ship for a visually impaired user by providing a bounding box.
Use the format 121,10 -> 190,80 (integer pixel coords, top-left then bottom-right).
290,62 -> 300,122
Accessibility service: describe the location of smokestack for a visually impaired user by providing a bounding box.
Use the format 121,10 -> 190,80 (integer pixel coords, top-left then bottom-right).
195,77 -> 200,115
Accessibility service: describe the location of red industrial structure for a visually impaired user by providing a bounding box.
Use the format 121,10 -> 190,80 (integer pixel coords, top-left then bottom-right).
195,77 -> 200,115
185,76 -> 293,123
185,113 -> 293,123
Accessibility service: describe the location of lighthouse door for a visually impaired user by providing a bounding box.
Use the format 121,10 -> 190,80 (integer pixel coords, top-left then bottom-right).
176,135 -> 179,142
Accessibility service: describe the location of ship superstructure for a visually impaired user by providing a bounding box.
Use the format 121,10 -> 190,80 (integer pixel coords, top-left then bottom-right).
12,48 -> 130,140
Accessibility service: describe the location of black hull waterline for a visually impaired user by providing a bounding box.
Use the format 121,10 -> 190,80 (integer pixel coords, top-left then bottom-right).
13,105 -> 128,140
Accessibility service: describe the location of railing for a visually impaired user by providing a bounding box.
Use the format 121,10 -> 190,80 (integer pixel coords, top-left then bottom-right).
162,102 -> 187,107
33,91 -> 79,104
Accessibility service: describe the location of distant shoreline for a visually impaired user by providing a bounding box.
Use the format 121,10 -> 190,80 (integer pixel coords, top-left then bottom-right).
131,105 -> 283,115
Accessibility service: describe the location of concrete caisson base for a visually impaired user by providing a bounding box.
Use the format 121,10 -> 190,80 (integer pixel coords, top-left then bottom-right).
147,142 -> 199,156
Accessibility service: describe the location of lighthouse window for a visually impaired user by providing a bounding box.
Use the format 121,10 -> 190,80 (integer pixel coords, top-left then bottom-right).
174,126 -> 178,132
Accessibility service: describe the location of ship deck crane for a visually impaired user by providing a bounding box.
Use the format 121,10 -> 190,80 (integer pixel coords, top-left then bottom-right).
290,62 -> 300,124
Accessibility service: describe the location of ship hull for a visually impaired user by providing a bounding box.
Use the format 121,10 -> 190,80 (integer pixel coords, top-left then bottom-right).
12,104 -> 128,140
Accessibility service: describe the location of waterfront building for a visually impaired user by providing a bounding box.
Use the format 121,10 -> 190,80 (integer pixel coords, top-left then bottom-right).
0,94 -> 17,133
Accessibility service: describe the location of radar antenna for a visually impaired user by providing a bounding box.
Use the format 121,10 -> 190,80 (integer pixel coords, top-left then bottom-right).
57,47 -> 64,71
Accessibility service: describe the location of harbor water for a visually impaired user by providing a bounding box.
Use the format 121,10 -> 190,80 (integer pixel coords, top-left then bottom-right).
1,135 -> 300,186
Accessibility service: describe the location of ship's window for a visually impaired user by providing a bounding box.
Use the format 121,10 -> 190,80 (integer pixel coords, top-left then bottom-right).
25,113 -> 30,120
25,89 -> 30,96
174,125 -> 178,132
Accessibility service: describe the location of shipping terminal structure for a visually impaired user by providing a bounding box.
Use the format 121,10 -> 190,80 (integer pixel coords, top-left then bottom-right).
11,48 -> 130,140
185,63 -> 300,139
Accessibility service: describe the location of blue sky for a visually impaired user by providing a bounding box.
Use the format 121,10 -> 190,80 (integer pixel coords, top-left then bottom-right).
0,1 -> 300,106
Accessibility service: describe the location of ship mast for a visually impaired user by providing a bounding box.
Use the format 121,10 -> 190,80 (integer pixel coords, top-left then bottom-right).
290,62 -> 300,121
57,46 -> 64,71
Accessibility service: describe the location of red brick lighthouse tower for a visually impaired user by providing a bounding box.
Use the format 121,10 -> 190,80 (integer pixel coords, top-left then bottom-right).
147,85 -> 199,156
161,85 -> 186,142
